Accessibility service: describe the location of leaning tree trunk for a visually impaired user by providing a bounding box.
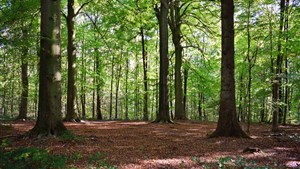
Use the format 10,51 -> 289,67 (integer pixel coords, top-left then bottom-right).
30,0 -> 66,137
210,0 -> 248,138
154,0 -> 172,123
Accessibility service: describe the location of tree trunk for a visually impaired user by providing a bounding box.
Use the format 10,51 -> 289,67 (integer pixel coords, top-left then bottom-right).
109,55 -> 115,119
115,62 -> 122,119
125,58 -> 129,120
96,51 -> 102,120
154,0 -> 172,123
210,0 -> 248,138
65,0 -> 79,122
260,97 -> 265,123
141,27 -> 149,121
272,0 -> 285,132
198,92 -> 202,120
80,36 -> 86,119
169,0 -> 185,120
183,67 -> 188,115
17,27 -> 29,120
246,0 -> 252,133
283,0 -> 289,125
30,0 -> 67,137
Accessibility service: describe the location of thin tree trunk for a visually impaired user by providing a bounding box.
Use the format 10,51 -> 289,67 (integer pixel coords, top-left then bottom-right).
17,27 -> 29,120
80,37 -> 86,119
96,50 -> 102,120
115,61 -> 122,119
92,56 -> 96,119
141,27 -> 149,121
283,0 -> 289,125
125,58 -> 129,120
109,55 -> 115,120
183,67 -> 188,115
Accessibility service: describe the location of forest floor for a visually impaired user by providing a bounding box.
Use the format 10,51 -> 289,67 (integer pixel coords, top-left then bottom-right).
0,120 -> 300,169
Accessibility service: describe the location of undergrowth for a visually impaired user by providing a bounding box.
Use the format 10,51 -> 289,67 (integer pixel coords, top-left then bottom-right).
191,156 -> 272,169
0,139 -> 117,169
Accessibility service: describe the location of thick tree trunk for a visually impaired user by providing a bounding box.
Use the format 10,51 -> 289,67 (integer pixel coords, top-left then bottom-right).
154,0 -> 172,123
210,0 -> 248,138
30,0 -> 66,137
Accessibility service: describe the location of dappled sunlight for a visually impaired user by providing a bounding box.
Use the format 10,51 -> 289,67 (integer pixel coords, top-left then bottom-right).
2,120 -> 299,168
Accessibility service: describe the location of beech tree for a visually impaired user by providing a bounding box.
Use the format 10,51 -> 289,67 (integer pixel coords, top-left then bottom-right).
154,0 -> 172,123
29,0 -> 66,136
210,0 -> 249,138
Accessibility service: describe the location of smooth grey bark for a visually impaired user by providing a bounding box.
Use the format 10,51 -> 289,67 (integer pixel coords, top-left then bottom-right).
30,0 -> 66,136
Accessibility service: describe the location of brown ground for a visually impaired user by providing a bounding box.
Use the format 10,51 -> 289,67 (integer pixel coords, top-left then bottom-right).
0,120 -> 300,169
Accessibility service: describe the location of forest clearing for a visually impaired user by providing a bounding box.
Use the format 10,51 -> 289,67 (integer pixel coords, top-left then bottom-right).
1,120 -> 300,168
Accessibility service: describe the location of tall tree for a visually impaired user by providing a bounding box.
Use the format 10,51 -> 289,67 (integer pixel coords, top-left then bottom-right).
272,0 -> 285,132
30,0 -> 67,136
169,0 -> 186,120
210,0 -> 248,138
17,26 -> 29,120
154,0 -> 172,123
64,0 -> 89,122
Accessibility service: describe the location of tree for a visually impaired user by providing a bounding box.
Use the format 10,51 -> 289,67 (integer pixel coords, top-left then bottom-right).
169,0 -> 186,120
154,0 -> 172,123
29,0 -> 67,136
17,26 -> 29,120
64,0 -> 89,122
272,0 -> 285,132
210,0 -> 249,138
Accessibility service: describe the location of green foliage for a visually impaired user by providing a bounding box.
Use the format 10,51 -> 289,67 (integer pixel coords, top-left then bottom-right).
88,152 -> 117,169
191,156 -> 272,169
0,147 -> 66,169
68,151 -> 82,163
58,130 -> 83,142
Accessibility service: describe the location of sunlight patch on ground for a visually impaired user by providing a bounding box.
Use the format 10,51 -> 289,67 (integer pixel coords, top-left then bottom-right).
274,147 -> 294,151
286,161 -> 300,168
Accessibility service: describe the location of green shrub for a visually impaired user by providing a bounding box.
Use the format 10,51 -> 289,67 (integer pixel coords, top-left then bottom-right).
58,130 -> 83,142
0,147 -> 66,169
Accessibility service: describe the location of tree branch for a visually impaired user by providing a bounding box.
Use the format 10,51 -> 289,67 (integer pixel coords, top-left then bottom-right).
75,1 -> 91,17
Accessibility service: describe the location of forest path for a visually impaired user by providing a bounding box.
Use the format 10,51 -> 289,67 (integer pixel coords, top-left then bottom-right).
1,120 -> 299,168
